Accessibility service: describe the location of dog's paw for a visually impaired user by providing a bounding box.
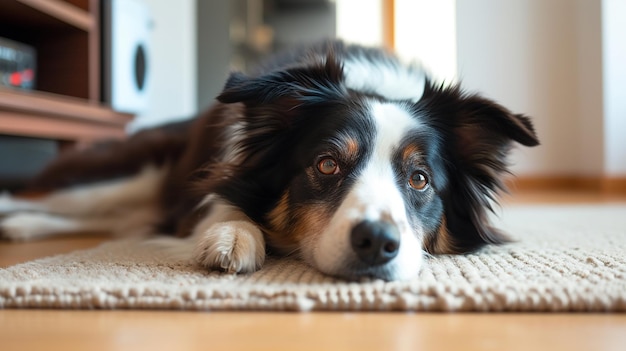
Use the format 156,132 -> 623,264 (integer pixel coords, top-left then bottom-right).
193,220 -> 265,274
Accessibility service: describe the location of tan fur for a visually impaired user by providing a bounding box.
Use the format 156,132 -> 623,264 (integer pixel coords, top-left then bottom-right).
402,143 -> 422,163
267,191 -> 291,235
425,216 -> 457,254
291,203 -> 332,243
344,136 -> 360,161
264,191 -> 299,254
265,191 -> 332,256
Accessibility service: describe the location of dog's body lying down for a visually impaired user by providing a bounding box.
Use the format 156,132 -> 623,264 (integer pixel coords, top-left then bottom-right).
0,41 -> 538,281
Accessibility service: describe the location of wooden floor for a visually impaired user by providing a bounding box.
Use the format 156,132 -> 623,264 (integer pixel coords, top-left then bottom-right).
1,189 -> 626,351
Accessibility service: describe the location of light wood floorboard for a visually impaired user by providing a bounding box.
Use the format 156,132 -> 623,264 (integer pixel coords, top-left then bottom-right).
1,311 -> 625,351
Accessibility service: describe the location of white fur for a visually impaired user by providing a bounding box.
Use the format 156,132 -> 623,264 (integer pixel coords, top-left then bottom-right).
146,216 -> 265,274
308,101 -> 424,280
1,213 -> 83,241
191,200 -> 265,273
343,57 -> 426,102
40,165 -> 163,216
0,192 -> 45,213
193,220 -> 265,273
220,121 -> 246,167
1,209 -> 156,241
144,200 -> 265,274
0,166 -> 164,240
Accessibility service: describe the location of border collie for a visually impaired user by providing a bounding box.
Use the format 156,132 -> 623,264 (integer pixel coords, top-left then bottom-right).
0,41 -> 538,281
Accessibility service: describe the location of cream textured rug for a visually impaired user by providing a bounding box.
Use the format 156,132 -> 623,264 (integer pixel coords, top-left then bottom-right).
1,204 -> 625,311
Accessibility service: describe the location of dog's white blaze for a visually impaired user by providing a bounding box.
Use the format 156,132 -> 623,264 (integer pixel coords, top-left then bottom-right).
311,102 -> 424,280
343,57 -> 426,102
352,102 -> 419,225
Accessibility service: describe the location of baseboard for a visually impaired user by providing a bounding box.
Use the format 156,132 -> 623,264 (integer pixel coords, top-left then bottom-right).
603,177 -> 626,194
507,176 -> 626,194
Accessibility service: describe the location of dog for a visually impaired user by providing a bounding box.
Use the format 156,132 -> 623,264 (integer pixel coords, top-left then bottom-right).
0,41 -> 539,281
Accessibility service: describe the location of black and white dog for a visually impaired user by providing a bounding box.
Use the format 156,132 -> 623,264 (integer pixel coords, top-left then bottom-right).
0,41 -> 539,281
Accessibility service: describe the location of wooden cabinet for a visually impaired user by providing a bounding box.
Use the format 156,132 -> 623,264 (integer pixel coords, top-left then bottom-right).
0,0 -> 132,145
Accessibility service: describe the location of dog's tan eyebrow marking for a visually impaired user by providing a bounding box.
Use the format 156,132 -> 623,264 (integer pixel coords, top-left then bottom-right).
402,143 -> 422,162
329,134 -> 360,161
345,137 -> 359,159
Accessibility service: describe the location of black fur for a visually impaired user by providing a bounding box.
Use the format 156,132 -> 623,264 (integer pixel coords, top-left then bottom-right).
416,82 -> 539,252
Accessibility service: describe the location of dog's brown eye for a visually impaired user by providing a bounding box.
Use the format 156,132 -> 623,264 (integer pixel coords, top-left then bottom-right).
409,171 -> 429,190
317,157 -> 339,175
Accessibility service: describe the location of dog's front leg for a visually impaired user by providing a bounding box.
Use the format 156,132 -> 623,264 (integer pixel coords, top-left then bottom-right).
191,200 -> 265,273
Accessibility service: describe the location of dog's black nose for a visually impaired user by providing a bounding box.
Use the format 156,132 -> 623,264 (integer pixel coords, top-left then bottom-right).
350,220 -> 400,265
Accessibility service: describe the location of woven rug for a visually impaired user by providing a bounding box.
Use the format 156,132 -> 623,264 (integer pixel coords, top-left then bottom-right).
1,204 -> 625,311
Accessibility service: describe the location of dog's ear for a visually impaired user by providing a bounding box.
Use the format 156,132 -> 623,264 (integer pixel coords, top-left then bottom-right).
423,83 -> 539,253
217,53 -> 345,107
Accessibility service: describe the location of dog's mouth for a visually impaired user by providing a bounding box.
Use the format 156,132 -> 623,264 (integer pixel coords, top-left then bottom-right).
330,262 -> 404,282
307,219 -> 424,282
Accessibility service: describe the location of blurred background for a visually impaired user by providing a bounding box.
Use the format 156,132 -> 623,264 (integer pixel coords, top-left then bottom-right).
0,0 -> 624,193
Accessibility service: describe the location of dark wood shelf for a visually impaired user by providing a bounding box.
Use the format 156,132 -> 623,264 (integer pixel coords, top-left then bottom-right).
0,87 -> 132,143
0,0 -> 93,32
0,0 -> 101,100
0,0 -> 132,146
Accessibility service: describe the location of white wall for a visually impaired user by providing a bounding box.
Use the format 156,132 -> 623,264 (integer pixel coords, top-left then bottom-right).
456,0 -> 626,177
335,0 -> 383,47
575,0 -> 604,177
395,0 -> 457,83
602,0 -> 626,176
128,0 -> 197,132
457,0 -> 596,176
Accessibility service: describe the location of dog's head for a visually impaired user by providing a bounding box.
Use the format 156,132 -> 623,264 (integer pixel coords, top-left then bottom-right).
212,52 -> 538,281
